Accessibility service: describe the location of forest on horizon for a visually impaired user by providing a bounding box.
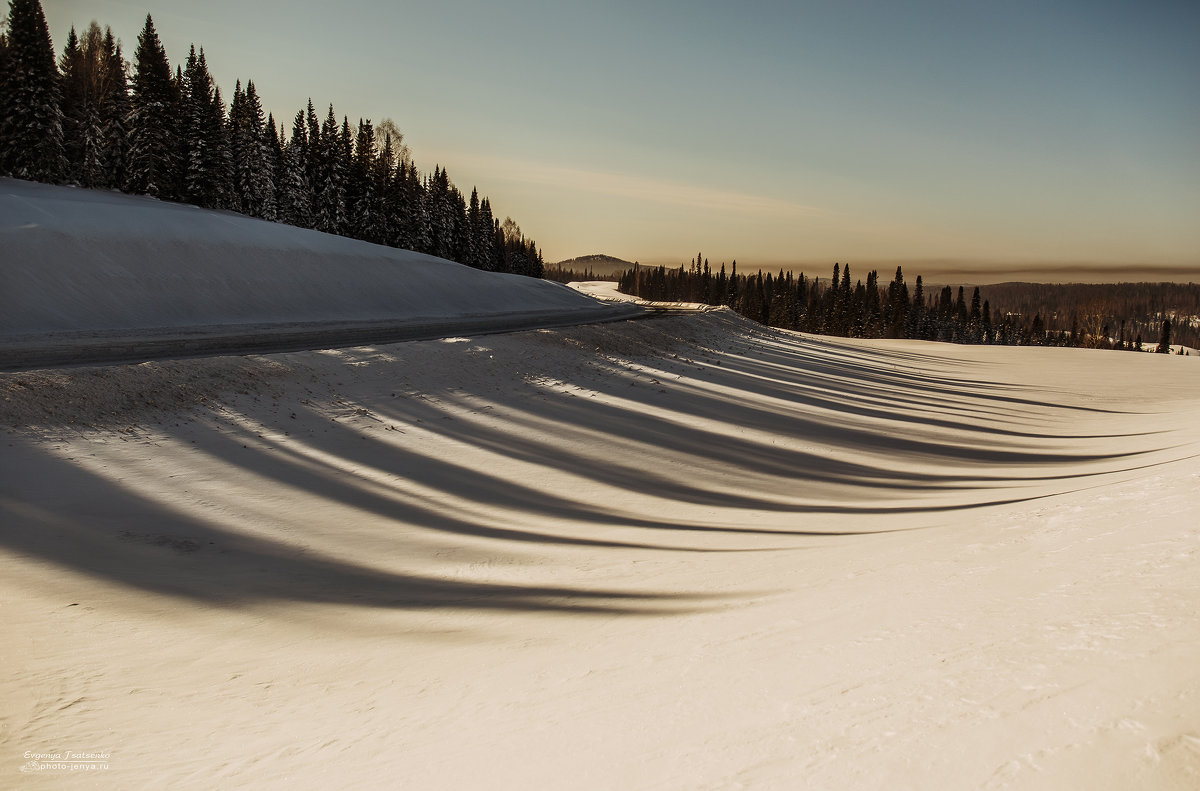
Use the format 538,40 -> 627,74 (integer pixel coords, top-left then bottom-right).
604,259 -> 1198,352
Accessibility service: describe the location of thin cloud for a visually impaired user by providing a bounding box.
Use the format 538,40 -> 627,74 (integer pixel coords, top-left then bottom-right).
445,154 -> 829,218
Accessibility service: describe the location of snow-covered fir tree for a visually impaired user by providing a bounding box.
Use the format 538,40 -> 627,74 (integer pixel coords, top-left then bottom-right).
97,27 -> 129,190
228,79 -> 274,219
371,130 -> 398,247
477,197 -> 497,271
179,46 -> 231,208
349,118 -> 378,243
57,25 -> 84,182
277,109 -> 312,228
262,112 -> 281,222
313,105 -> 346,235
1,0 -> 66,181
463,188 -> 482,269
125,14 -> 178,198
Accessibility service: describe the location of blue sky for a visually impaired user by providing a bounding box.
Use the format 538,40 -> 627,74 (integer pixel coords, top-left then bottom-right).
38,0 -> 1200,275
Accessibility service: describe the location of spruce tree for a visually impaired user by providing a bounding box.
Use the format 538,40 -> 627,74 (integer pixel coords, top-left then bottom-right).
98,28 -> 129,190
126,14 -> 178,197
277,109 -> 312,227
349,118 -> 377,242
62,22 -> 112,188
449,185 -> 468,264
954,286 -> 968,341
475,195 -> 495,267
405,161 -> 432,253
969,287 -> 982,342
1030,314 -> 1045,344
464,187 -> 482,268
312,104 -> 346,234
1156,318 -> 1172,353
886,267 -> 909,338
228,79 -> 273,217
302,100 -> 321,202
1,0 -> 66,181
0,28 -> 8,141
262,111 -> 281,221
426,165 -> 456,259
57,25 -> 85,183
179,45 -> 229,208
245,82 -> 275,218
371,130 -> 397,246
903,274 -> 922,338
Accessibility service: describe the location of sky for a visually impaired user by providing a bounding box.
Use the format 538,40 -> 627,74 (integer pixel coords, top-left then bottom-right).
34,0 -> 1200,278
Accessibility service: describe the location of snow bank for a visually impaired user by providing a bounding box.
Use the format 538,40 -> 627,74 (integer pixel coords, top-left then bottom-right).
0,178 -> 632,339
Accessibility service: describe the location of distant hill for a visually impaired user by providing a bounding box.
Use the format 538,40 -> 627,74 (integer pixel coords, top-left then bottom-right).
547,254 -> 638,276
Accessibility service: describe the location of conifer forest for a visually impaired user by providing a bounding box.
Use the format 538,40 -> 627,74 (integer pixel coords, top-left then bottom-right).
0,1 -> 544,277
618,259 -> 1199,353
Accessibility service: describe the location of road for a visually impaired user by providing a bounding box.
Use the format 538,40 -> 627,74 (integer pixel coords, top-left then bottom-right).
0,302 -> 649,371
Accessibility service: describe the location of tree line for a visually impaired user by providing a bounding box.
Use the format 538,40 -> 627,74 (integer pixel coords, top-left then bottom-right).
619,257 -> 1188,354
967,281 -> 1200,353
542,265 -> 616,284
0,0 -> 544,277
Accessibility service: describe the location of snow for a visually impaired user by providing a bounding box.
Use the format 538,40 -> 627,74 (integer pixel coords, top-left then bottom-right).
0,178 -> 631,338
2,182 -> 1200,789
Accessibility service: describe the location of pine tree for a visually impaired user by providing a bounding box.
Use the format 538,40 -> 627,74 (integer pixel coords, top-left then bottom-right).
1,0 -> 66,181
126,14 -> 178,197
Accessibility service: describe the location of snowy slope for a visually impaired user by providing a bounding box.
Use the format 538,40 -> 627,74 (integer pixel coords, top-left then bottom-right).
2,311 -> 1199,790
0,178 -> 635,342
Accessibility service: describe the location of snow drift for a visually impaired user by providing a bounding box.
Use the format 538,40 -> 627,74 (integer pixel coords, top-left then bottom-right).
0,178 -> 637,365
